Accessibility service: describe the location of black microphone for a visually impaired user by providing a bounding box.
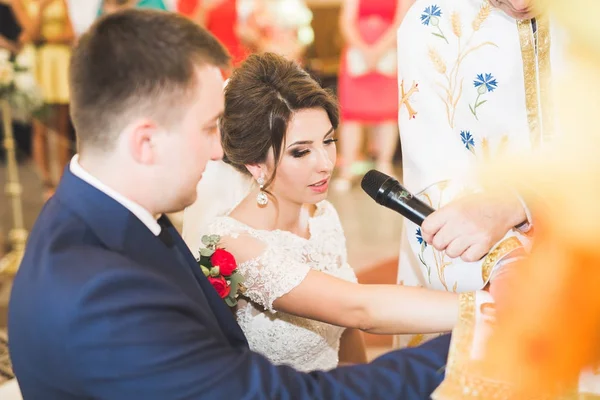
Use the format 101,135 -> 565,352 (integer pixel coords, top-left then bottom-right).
361,170 -> 435,226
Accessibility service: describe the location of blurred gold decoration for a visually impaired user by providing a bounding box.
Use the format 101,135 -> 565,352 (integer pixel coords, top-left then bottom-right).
484,0 -> 600,394
0,48 -> 43,276
0,99 -> 27,277
432,0 -> 600,398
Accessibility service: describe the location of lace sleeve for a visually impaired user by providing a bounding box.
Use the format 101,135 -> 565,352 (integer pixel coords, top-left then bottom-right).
207,218 -> 312,313
237,243 -> 311,313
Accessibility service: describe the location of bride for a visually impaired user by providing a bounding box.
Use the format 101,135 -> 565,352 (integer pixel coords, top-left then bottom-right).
182,52 -> 472,372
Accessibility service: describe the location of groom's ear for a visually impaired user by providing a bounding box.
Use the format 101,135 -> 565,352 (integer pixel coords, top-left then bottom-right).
125,118 -> 161,165
245,164 -> 263,181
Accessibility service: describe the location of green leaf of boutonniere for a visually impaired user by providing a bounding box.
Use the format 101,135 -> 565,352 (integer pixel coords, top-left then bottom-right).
224,296 -> 237,307
228,272 -> 244,296
200,247 -> 215,257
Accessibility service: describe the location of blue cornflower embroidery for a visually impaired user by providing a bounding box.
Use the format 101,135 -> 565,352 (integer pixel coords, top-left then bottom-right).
460,131 -> 475,153
416,227 -> 431,281
416,228 -> 427,247
421,5 -> 448,43
421,5 -> 442,25
469,73 -> 498,120
473,73 -> 498,93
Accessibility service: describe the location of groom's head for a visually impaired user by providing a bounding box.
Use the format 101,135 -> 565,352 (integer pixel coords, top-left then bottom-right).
69,9 -> 229,213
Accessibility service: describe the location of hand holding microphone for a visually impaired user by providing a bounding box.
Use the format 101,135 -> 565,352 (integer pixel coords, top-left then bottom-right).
361,170 -> 527,262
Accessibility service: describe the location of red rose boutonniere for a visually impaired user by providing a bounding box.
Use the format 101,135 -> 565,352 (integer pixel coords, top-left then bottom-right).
197,234 -> 245,307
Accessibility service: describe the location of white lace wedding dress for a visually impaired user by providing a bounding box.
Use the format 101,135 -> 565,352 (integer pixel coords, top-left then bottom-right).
206,200 -> 357,372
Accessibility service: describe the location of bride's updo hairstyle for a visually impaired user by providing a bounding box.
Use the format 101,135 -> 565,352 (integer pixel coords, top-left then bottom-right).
220,52 -> 339,190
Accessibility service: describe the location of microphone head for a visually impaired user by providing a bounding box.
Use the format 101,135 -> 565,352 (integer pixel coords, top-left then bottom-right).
361,170 -> 397,201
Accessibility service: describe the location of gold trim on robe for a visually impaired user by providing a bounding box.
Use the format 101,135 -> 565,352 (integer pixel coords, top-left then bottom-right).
432,292 -> 549,399
517,19 -> 542,148
432,292 -> 516,399
481,237 -> 523,284
536,14 -> 555,145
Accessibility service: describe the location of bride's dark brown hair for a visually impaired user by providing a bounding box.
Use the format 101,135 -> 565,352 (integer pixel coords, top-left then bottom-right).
220,52 -> 340,191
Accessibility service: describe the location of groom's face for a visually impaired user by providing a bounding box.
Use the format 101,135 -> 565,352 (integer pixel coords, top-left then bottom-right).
157,65 -> 225,212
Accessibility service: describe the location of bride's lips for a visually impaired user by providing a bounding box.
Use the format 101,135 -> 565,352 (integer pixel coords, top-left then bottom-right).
309,177 -> 330,194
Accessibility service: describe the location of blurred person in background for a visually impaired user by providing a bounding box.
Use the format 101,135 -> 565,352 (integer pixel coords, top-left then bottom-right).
179,0 -> 249,68
66,0 -> 101,37
0,0 -> 34,166
25,0 -> 74,200
0,0 -> 31,55
333,0 -> 402,191
177,0 -> 195,15
238,0 -> 313,64
179,1 -> 313,78
99,0 -> 168,15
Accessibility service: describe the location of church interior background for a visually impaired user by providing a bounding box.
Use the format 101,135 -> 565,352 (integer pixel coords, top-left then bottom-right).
0,0 -> 405,379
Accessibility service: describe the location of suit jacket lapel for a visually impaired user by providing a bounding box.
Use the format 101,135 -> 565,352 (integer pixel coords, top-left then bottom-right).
160,216 -> 247,347
55,167 -> 247,347
121,219 -> 248,346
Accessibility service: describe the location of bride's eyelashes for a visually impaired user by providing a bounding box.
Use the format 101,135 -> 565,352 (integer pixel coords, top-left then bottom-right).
290,138 -> 338,158
291,149 -> 311,158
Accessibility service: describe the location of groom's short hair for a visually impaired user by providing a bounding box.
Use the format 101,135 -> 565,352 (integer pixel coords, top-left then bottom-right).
69,9 -> 230,153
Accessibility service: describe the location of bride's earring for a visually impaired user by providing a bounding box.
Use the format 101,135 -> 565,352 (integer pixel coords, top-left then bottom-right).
256,175 -> 268,206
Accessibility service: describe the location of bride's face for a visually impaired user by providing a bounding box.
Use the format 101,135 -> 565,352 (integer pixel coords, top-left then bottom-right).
266,108 -> 337,205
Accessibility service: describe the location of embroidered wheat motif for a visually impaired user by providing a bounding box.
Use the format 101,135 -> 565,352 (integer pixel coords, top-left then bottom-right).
451,12 -> 462,38
472,0 -> 491,31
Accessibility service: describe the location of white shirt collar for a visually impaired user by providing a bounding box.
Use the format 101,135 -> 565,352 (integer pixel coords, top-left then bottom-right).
69,155 -> 162,236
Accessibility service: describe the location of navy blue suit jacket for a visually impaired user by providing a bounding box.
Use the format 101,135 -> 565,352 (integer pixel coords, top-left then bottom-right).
9,167 -> 450,399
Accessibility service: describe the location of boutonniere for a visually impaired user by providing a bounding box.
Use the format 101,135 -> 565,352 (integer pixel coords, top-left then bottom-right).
197,235 -> 246,307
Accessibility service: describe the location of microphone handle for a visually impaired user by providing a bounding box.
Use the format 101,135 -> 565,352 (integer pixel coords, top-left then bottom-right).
384,189 -> 436,226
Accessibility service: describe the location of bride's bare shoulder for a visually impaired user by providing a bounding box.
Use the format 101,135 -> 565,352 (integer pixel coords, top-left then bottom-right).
219,232 -> 267,265
226,196 -> 264,228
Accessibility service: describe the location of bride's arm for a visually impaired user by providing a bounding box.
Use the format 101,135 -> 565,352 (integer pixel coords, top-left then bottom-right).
220,235 -> 459,335
275,270 -> 458,335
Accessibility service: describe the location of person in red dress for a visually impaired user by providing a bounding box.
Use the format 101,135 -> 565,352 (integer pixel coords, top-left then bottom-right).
177,0 -> 196,16
178,0 -> 248,67
335,0 -> 403,190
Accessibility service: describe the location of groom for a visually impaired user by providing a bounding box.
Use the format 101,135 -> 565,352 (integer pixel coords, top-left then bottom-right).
8,9 -> 450,399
